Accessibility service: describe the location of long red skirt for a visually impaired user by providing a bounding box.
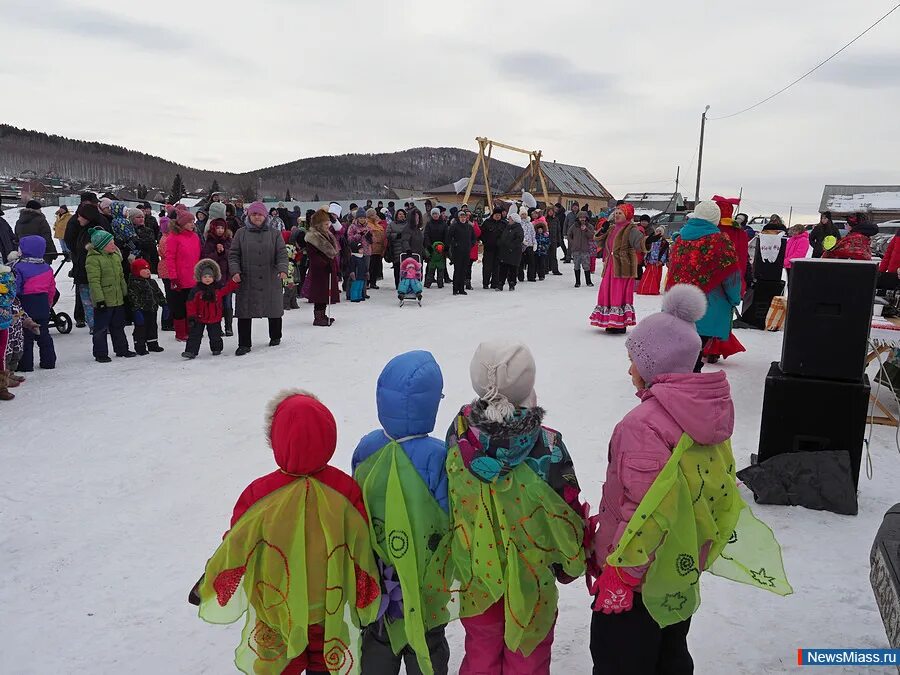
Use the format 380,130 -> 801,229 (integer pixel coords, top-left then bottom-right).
636,264 -> 663,295
703,332 -> 746,359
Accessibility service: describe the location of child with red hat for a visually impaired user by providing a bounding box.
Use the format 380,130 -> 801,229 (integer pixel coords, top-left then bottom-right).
126,258 -> 166,355
193,390 -> 381,675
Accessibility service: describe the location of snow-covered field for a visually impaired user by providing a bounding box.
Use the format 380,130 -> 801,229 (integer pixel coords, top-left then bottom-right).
3,261 -> 899,674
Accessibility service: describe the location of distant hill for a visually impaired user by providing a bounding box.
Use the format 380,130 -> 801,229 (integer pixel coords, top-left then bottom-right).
0,125 -> 523,200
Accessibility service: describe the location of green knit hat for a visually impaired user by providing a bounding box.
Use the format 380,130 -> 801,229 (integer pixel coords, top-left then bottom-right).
90,227 -> 114,250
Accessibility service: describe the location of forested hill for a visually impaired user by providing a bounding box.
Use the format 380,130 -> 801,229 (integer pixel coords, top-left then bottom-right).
0,125 -> 522,199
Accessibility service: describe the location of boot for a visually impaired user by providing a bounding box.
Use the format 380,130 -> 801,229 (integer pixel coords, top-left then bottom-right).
0,372 -> 15,401
135,343 -> 148,356
223,308 -> 234,337
4,370 -> 20,388
313,307 -> 330,327
574,270 -> 581,288
585,271 -> 594,287
147,341 -> 164,353
174,318 -> 189,342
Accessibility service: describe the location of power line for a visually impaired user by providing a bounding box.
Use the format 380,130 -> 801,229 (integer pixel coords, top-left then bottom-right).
709,2 -> 900,121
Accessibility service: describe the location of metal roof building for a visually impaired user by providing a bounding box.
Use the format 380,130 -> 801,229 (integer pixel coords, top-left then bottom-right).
502,161 -> 614,212
820,185 -> 900,225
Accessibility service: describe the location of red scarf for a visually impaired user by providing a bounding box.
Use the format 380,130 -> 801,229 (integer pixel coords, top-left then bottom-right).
667,232 -> 739,293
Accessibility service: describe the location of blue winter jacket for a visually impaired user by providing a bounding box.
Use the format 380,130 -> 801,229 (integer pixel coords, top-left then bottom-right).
351,350 -> 449,511
680,218 -> 742,339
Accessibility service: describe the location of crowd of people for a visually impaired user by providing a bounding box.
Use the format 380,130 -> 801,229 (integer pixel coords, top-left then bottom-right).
0,188 -> 885,403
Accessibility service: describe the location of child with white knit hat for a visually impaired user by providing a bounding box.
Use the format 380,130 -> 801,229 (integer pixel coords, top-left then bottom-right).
446,340 -> 586,674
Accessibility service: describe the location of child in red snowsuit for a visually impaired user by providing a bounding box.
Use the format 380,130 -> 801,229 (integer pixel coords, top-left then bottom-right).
182,258 -> 238,359
194,391 -> 380,675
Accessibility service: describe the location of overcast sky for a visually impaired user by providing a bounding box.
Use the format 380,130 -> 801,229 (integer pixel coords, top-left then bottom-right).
2,0 -> 898,219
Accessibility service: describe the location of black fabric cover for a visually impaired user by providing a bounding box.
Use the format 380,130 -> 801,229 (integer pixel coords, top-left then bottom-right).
738,450 -> 858,516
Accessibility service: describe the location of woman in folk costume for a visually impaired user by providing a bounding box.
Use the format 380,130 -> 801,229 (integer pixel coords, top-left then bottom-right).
588,285 -> 791,673
701,196 -> 749,363
590,203 -> 646,333
195,391 -> 381,675
666,201 -> 743,372
636,226 -> 669,296
447,341 -> 585,675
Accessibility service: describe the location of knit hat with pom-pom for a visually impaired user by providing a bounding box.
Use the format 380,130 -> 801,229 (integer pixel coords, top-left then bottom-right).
470,341 -> 537,423
626,284 -> 707,384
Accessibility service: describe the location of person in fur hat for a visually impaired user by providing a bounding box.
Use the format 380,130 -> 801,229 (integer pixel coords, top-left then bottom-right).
182,259 -> 239,359
447,341 -> 585,674
127,258 -> 166,355
302,208 -> 340,326
193,390 -> 381,675
589,284 -> 791,673
129,207 -> 160,274
201,218 -> 234,335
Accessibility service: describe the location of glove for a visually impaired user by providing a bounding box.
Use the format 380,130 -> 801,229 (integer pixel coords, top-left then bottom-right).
590,566 -> 640,614
95,301 -> 107,311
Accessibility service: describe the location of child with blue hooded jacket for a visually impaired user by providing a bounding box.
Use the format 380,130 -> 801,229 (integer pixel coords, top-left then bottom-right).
351,350 -> 451,675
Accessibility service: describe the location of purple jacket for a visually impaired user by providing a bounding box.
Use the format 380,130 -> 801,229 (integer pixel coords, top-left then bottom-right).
592,371 -> 734,582
13,235 -> 55,303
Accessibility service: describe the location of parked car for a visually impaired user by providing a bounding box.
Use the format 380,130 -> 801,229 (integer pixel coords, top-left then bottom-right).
649,211 -> 690,237
871,220 -> 900,258
748,216 -> 770,232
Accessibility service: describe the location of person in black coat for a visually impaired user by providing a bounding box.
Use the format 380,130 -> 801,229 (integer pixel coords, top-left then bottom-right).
480,206 -> 505,289
448,209 -> 476,295
0,209 -> 16,263
809,211 -> 842,258
545,209 -> 562,275
496,214 -> 524,291
15,201 -> 55,262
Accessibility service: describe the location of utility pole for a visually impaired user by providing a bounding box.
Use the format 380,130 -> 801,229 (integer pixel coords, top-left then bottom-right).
694,105 -> 710,203
788,206 -> 793,227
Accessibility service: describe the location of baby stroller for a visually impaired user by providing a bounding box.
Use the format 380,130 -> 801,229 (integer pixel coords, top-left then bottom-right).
398,252 -> 423,307
49,252 -> 73,334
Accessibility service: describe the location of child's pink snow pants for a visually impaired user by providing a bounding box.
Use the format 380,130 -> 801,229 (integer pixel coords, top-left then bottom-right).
459,599 -> 556,675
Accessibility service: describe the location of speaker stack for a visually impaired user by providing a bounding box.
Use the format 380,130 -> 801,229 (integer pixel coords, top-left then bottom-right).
757,258 -> 878,488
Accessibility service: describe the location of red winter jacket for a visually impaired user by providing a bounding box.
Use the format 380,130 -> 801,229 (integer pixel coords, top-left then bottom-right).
880,235 -> 900,273
186,278 -> 239,324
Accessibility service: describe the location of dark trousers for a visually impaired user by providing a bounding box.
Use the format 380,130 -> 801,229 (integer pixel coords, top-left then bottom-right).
93,306 -> 129,358
361,624 -> 449,675
536,253 -> 548,278
590,594 -> 693,675
560,236 -> 569,260
425,263 -> 445,288
482,247 -> 499,288
497,262 -> 518,290
393,259 -> 401,289
186,321 -> 223,355
167,287 -> 189,321
452,259 -> 469,293
19,294 -> 56,370
74,286 -> 85,323
160,279 -> 173,330
548,244 -> 560,273
132,308 -> 159,351
695,336 -> 711,372
519,248 -> 536,281
368,254 -> 382,286
237,317 -> 282,347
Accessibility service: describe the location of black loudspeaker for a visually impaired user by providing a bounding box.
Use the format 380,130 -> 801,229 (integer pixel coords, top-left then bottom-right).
758,362 -> 868,488
741,279 -> 785,329
781,258 -> 878,381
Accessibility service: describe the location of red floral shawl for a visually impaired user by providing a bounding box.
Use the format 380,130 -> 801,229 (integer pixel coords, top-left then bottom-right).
667,232 -> 740,293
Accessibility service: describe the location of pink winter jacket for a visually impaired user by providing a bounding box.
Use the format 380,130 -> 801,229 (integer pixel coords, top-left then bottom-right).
164,229 -> 201,290
591,371 -> 734,582
784,231 -> 810,269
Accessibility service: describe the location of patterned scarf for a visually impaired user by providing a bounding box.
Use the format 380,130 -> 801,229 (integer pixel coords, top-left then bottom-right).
667,232 -> 739,293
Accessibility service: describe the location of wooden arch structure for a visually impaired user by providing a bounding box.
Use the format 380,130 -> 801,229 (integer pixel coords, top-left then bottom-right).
461,137 -> 550,211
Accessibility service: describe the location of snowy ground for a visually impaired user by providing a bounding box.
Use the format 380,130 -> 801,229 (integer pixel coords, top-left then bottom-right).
3,260 -> 899,674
